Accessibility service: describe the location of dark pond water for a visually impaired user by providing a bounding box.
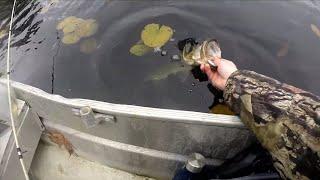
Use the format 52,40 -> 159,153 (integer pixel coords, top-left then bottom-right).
0,0 -> 320,113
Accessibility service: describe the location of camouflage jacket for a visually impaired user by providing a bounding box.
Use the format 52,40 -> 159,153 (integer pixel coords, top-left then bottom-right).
223,70 -> 320,180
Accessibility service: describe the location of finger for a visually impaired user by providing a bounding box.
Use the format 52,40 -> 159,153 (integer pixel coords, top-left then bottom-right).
204,64 -> 220,86
204,64 -> 217,80
203,64 -> 213,75
200,64 -> 205,72
210,57 -> 221,67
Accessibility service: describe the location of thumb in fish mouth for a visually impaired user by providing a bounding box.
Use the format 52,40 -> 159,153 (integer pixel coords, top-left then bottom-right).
208,59 -> 217,67
196,59 -> 217,68
209,57 -> 222,68
196,58 -> 219,70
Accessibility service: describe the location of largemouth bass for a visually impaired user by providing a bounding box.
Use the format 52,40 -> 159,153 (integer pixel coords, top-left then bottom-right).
182,39 -> 221,68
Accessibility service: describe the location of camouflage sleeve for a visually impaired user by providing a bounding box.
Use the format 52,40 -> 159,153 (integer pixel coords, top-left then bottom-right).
223,70 -> 320,180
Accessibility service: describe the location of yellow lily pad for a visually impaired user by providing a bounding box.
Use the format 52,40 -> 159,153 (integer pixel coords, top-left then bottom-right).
63,23 -> 78,34
80,38 -> 97,54
130,43 -> 152,56
76,19 -> 98,38
211,104 -> 235,115
56,16 -> 78,30
141,23 -> 173,48
57,17 -> 99,45
63,18 -> 86,34
62,33 -> 80,44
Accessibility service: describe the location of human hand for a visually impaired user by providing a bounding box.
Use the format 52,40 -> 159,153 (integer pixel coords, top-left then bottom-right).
200,58 -> 237,91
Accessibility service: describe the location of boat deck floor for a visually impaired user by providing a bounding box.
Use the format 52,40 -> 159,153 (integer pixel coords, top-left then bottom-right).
29,140 -> 153,180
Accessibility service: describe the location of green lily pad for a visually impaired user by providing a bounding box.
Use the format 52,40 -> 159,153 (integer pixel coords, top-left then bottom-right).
130,43 -> 152,56
141,23 -> 173,48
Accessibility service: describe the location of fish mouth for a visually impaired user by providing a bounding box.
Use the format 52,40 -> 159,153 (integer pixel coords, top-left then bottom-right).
177,38 -> 198,52
180,38 -> 221,67
194,59 -> 217,71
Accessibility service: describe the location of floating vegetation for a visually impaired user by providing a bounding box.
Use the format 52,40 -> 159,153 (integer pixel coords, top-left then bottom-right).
57,17 -> 98,45
277,42 -> 289,57
129,42 -> 152,56
80,38 -> 98,54
76,19 -> 98,38
311,24 -> 320,38
56,16 -> 78,30
130,23 -> 173,56
40,0 -> 60,14
141,23 -> 173,48
62,33 -> 80,44
211,104 -> 235,115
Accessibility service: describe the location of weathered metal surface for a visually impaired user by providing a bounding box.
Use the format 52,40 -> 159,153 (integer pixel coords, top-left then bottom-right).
0,102 -> 43,180
43,121 -> 189,179
0,81 -> 19,125
0,79 -> 244,127
0,78 -> 254,179
75,106 -> 116,128
29,141 -> 154,180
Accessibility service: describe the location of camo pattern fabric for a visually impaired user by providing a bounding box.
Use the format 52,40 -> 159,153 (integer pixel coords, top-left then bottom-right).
224,70 -> 320,180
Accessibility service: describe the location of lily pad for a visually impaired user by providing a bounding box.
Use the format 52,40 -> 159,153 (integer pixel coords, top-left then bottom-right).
76,19 -> 98,38
64,18 -> 86,34
130,43 -> 152,56
57,17 -> 99,45
62,33 -> 80,44
56,16 -> 78,30
141,23 -> 173,48
63,23 -> 78,34
80,38 -> 97,54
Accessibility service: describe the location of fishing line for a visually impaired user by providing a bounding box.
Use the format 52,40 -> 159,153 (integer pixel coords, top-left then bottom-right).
6,0 -> 30,179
